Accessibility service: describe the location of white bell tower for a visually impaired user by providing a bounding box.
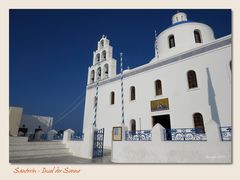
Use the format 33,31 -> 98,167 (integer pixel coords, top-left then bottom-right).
87,35 -> 117,84
172,12 -> 188,24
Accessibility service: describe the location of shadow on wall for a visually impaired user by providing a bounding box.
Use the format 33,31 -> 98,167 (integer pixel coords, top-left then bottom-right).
207,68 -> 220,125
20,115 -> 52,134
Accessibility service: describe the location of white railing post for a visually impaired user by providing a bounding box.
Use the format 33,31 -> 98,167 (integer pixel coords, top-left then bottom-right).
47,129 -> 57,141
205,120 -> 221,141
152,124 -> 164,141
120,124 -> 128,141
63,129 -> 75,143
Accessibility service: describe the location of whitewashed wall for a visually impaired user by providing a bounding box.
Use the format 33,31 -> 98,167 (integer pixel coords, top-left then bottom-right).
111,123 -> 231,163
20,114 -> 53,134
9,107 -> 23,136
112,139 -> 231,163
83,35 -> 231,148
63,127 -> 96,159
156,22 -> 215,60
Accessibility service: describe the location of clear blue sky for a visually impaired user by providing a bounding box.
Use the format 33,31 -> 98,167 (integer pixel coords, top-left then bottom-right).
10,9 -> 231,132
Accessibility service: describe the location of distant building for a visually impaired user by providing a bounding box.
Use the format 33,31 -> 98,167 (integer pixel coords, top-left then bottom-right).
19,114 -> 53,136
83,12 -> 232,148
9,106 -> 53,137
9,107 -> 23,136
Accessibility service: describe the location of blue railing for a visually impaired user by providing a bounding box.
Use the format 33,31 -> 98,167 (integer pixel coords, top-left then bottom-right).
71,132 -> 84,141
220,126 -> 232,141
40,133 -> 48,140
165,128 -> 207,141
40,133 -> 64,141
28,133 -> 63,141
53,134 -> 63,140
125,130 -> 152,141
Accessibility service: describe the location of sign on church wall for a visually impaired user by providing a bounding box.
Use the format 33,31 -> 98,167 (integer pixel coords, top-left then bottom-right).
150,98 -> 169,112
112,127 -> 122,141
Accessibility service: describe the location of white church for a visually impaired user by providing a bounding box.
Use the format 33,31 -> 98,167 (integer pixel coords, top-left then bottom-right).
82,12 -> 231,162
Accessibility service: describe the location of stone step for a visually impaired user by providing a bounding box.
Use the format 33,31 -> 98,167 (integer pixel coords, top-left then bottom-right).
10,148 -> 70,157
9,140 -> 63,146
9,138 -> 71,161
9,144 -> 66,151
103,149 -> 111,156
10,153 -> 72,161
9,136 -> 28,143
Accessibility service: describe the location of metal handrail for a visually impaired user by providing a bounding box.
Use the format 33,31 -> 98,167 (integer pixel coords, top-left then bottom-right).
165,128 -> 207,141
71,132 -> 84,141
125,130 -> 152,141
53,134 -> 63,140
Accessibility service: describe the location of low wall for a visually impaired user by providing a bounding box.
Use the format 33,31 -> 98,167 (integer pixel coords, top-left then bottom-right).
112,140 -> 231,163
9,107 -> 23,136
63,126 -> 96,159
112,122 -> 231,163
65,140 -> 92,159
20,114 -> 53,134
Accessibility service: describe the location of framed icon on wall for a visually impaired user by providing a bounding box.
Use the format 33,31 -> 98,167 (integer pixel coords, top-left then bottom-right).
112,126 -> 122,141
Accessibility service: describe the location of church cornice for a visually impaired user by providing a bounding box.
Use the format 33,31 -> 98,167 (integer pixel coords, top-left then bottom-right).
87,34 -> 231,90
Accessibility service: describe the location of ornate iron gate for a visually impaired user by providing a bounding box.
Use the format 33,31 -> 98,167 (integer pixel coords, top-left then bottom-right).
93,128 -> 104,158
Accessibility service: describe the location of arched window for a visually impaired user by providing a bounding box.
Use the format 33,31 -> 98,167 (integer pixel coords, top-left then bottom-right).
194,30 -> 202,43
187,70 -> 198,89
90,70 -> 95,83
103,64 -> 109,79
193,113 -> 205,133
100,40 -> 104,48
155,80 -> 162,96
97,67 -> 101,80
110,91 -> 115,105
96,53 -> 100,63
130,86 -> 136,101
130,119 -> 136,131
102,50 -> 107,61
168,35 -> 175,48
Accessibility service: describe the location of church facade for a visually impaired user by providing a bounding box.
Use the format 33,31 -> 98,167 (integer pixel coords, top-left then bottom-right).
83,12 -> 232,148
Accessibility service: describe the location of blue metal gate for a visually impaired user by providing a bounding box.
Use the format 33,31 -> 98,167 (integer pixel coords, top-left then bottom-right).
93,128 -> 104,158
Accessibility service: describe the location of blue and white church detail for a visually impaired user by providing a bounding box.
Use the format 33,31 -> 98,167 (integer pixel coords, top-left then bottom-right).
83,12 -> 232,158
87,35 -> 117,84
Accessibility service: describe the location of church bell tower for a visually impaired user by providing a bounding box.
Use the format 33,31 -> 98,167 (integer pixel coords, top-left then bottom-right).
87,35 -> 117,84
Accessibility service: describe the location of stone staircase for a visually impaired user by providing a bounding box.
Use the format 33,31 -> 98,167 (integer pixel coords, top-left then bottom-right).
9,136 -> 72,161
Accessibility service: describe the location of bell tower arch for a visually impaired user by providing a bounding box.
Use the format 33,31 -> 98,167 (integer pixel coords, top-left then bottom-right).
87,35 -> 117,84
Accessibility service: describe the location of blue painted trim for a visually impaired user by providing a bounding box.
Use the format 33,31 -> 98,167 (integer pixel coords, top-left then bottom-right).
168,20 -> 193,28
164,128 -> 207,141
125,130 -> 152,141
220,126 -> 232,141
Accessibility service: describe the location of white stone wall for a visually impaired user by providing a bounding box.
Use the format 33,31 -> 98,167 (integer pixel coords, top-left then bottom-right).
83,35 -> 231,148
111,123 -> 231,163
63,127 -> 95,159
88,36 -> 117,84
9,107 -> 23,136
156,22 -> 215,60
112,139 -> 231,163
20,114 -> 53,135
